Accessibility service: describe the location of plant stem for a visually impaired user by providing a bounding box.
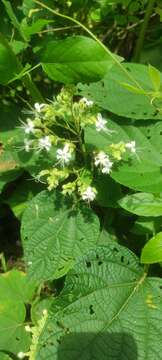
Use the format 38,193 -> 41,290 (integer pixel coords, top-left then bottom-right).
0,253 -> 7,272
144,264 -> 150,275
133,0 -> 155,62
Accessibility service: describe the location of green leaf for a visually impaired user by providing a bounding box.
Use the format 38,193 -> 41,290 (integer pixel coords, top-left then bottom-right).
95,174 -> 121,207
0,269 -> 35,303
98,228 -> 118,244
2,0 -> 23,34
20,18 -> 53,40
119,82 -> 146,94
85,116 -> 162,192
4,179 -> 44,218
32,244 -> 162,359
0,354 -> 12,360
40,36 -> 123,84
21,0 -> 35,16
156,7 -> 162,22
0,149 -> 22,193
141,232 -> 162,264
131,216 -> 162,235
148,64 -> 161,91
118,193 -> 162,216
21,190 -> 100,282
0,171 -> 22,194
0,104 -> 24,191
10,39 -> 28,55
0,34 -> 20,84
78,62 -> 162,120
0,270 -> 35,355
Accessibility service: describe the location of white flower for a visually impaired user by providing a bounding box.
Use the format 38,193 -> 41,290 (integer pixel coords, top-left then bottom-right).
34,102 -> 45,113
94,151 -> 108,167
23,118 -> 35,134
18,352 -> 26,359
81,186 -> 96,202
25,325 -> 32,332
56,143 -> 72,166
94,151 -> 113,174
95,113 -> 107,132
24,139 -> 33,152
102,159 -> 113,174
125,140 -> 136,153
81,97 -> 94,106
38,136 -> 51,152
43,309 -> 48,316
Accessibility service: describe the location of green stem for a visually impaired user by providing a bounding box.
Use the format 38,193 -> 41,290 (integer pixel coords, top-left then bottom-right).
34,0 -> 144,91
7,63 -> 41,84
133,0 -> 155,62
144,264 -> 150,275
0,253 -> 7,272
78,131 -> 87,164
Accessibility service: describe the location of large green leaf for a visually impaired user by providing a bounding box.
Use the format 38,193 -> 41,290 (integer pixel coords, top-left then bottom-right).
0,270 -> 35,355
118,193 -> 162,216
30,243 -> 162,359
40,36 -> 123,84
78,63 -> 162,120
0,34 -> 20,84
141,232 -> 162,264
85,116 -> 162,192
21,190 -> 100,282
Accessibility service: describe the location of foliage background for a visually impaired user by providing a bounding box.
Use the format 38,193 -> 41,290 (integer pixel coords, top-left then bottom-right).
1,0 -> 162,359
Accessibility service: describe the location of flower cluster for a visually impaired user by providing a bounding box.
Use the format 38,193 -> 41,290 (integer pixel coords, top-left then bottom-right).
94,151 -> 113,174
19,88 -> 137,203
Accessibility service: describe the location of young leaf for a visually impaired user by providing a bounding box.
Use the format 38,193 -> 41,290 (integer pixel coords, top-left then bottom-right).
141,232 -> 162,264
148,64 -> 161,92
40,36 -> 123,84
118,192 -> 162,217
21,190 -> 100,282
32,244 -> 162,359
20,18 -> 53,40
